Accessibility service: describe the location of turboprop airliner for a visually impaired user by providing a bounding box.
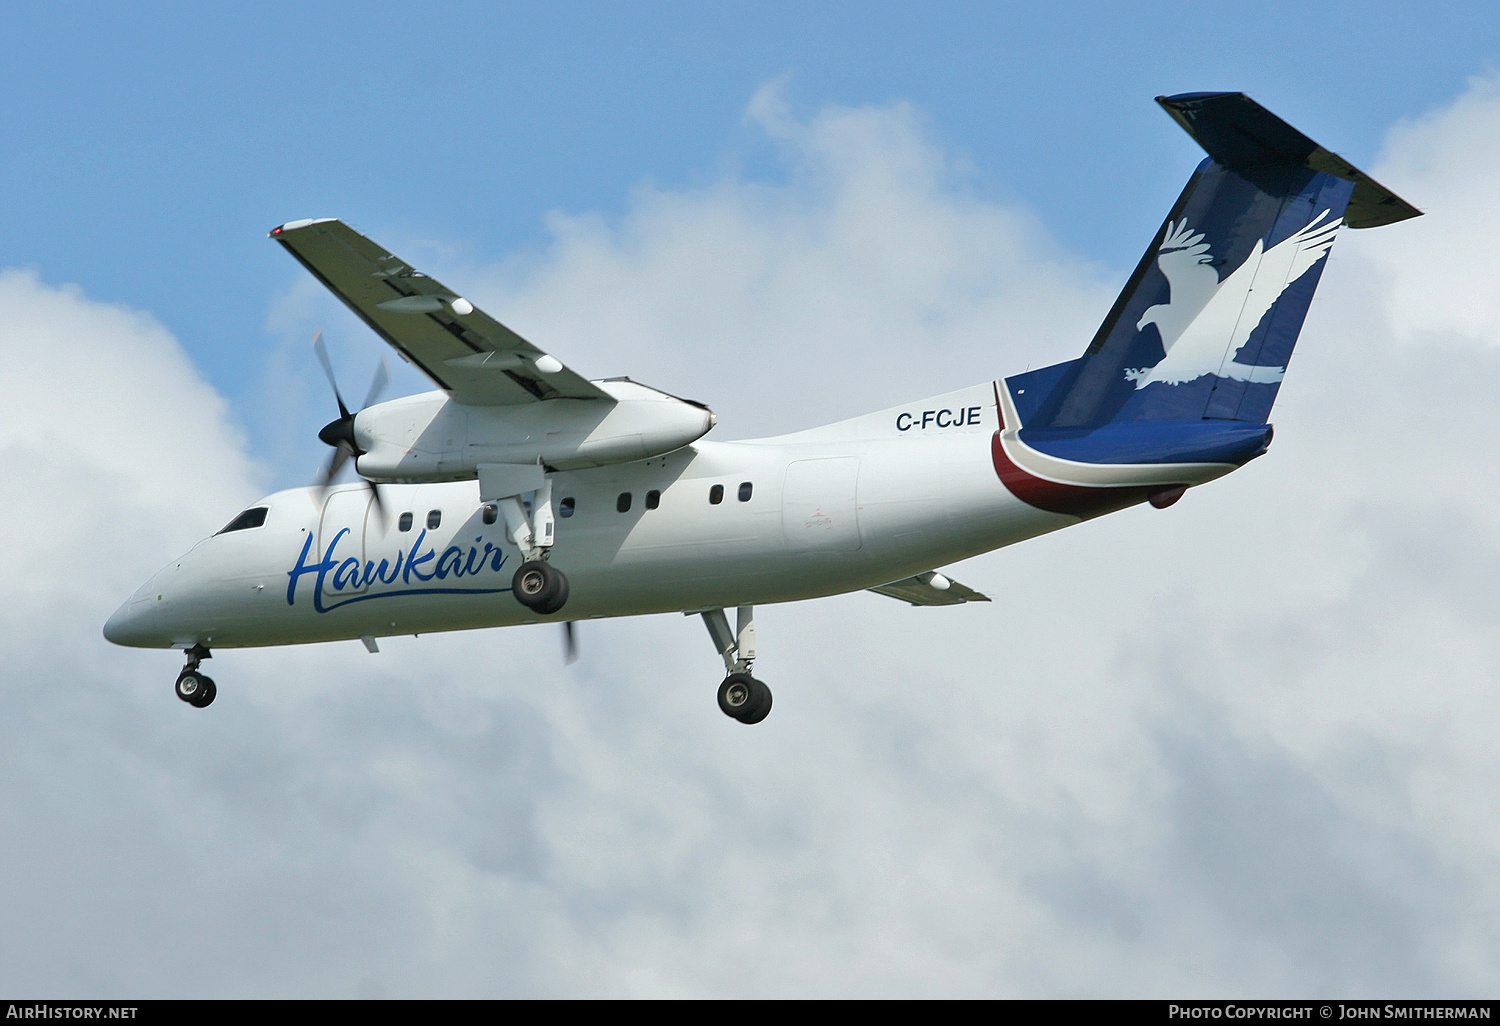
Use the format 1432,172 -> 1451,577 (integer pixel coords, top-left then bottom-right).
104,92 -> 1420,724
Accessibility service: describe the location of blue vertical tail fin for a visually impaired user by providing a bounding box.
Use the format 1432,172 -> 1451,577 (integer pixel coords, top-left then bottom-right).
1018,92 -> 1419,431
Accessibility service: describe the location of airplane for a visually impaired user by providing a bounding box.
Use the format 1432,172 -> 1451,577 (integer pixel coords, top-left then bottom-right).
103,92 -> 1420,724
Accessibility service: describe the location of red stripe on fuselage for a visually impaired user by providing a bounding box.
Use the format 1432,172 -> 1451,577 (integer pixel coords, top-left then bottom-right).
990,380 -> 1156,520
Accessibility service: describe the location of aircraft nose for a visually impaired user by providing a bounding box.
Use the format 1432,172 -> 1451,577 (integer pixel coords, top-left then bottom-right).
103,586 -> 168,648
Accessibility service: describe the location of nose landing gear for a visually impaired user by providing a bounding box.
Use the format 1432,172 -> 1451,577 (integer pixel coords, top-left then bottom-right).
174,644 -> 216,708
701,605 -> 772,724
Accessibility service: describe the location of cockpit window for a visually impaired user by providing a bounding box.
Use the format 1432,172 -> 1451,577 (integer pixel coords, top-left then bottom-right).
216,507 -> 268,534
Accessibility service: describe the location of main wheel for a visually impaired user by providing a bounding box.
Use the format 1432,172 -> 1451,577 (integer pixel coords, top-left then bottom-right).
541,570 -> 570,615
175,670 -> 216,708
512,560 -> 569,614
717,673 -> 772,724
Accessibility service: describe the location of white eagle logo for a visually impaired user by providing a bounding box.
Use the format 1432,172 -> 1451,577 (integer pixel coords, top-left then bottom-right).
1125,211 -> 1342,389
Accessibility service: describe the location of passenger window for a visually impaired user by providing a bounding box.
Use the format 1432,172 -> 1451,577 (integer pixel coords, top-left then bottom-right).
709,484 -> 724,505
617,492 -> 632,513
482,504 -> 498,525
427,509 -> 442,529
398,512 -> 413,532
646,489 -> 661,510
216,507 -> 268,535
738,482 -> 753,502
559,497 -> 576,518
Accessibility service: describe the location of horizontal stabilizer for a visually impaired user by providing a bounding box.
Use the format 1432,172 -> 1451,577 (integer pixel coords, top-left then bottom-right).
869,573 -> 990,607
1157,92 -> 1420,228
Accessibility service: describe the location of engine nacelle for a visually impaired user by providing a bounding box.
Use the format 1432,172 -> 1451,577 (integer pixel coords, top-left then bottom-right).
353,378 -> 715,482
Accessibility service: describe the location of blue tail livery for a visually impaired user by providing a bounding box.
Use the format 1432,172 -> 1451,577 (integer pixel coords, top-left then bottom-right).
993,92 -> 1419,518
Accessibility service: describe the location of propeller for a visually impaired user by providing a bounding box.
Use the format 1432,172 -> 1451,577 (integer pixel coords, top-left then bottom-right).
562,621 -> 578,664
311,329 -> 390,521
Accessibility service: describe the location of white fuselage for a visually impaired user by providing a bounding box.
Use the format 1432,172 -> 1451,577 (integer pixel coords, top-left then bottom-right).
104,382 -> 1090,650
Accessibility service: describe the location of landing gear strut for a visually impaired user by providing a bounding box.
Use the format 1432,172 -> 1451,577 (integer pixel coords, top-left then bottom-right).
701,605 -> 772,724
174,644 -> 216,708
483,464 -> 570,615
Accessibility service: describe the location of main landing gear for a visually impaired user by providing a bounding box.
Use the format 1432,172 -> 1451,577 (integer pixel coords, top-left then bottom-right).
512,559 -> 569,615
174,644 -> 216,708
701,605 -> 772,724
485,466 -> 571,615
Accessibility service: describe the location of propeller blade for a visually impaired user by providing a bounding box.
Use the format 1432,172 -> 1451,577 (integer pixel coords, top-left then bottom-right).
366,480 -> 387,530
361,357 -> 390,412
310,331 -> 390,511
318,440 -> 354,491
562,621 -> 578,664
311,329 -> 351,419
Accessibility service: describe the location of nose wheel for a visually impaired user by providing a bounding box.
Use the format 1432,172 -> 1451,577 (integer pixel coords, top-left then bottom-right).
174,644 -> 216,708
175,670 -> 217,707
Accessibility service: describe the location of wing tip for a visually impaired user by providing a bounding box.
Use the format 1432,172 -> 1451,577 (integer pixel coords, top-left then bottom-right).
268,217 -> 339,238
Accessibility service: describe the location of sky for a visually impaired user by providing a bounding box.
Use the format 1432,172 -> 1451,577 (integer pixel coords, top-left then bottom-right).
3,0 -> 1500,998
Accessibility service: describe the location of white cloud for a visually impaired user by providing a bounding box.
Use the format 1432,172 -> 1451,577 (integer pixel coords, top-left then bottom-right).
0,271 -> 260,657
4,78 -> 1500,996
1362,74 -> 1500,346
459,80 -> 1114,438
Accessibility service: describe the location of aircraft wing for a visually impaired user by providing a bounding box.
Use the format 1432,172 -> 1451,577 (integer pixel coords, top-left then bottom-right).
270,219 -> 610,407
868,573 -> 990,606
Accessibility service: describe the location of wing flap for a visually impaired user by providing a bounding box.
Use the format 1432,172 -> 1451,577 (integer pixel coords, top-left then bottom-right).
868,573 -> 990,606
271,219 -> 610,406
